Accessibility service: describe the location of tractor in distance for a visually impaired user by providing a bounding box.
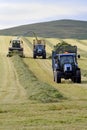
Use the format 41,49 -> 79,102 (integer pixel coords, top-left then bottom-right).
7,38 -> 25,57
52,41 -> 81,83
33,38 -> 46,59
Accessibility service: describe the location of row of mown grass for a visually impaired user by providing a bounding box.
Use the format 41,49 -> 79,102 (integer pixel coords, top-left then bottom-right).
11,55 -> 64,103
0,37 -> 87,130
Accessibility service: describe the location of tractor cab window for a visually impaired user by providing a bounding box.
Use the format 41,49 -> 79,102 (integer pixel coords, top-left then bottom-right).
36,45 -> 44,50
60,55 -> 74,65
12,40 -> 20,48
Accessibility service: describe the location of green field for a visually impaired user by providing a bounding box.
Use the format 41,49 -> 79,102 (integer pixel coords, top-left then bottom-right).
0,36 -> 87,130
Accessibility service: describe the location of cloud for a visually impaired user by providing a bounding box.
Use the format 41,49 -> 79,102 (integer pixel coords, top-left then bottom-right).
0,1 -> 87,29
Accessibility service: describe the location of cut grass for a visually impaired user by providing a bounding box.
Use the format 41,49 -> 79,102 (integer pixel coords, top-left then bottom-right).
0,100 -> 87,130
11,55 -> 63,103
22,37 -> 33,49
79,57 -> 87,77
0,36 -> 87,130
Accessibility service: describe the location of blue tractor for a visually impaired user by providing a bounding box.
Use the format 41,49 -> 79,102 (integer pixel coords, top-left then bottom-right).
52,43 -> 81,83
33,39 -> 46,59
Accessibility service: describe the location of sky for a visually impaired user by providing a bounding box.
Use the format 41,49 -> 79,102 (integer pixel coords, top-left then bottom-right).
0,0 -> 87,29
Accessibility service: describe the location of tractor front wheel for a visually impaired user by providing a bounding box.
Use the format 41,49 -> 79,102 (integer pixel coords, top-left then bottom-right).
76,70 -> 81,83
54,71 -> 61,83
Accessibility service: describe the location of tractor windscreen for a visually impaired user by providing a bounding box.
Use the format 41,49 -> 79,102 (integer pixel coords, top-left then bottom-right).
36,45 -> 44,50
60,55 -> 74,65
12,40 -> 20,48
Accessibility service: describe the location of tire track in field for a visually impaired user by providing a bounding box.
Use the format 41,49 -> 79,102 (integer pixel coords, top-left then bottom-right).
22,37 -> 33,57
63,39 -> 87,52
22,37 -> 54,83
80,40 -> 87,46
45,38 -> 62,47
0,36 -> 27,103
22,37 -> 53,74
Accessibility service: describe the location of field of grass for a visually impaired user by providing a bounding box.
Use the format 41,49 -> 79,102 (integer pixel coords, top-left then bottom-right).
0,36 -> 87,130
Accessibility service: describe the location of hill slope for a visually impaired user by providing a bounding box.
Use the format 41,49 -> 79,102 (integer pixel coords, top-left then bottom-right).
0,19 -> 87,39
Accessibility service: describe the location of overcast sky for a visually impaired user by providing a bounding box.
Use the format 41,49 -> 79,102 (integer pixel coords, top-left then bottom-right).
0,0 -> 87,29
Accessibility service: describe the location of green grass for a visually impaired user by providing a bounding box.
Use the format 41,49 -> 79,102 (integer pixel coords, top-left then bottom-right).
11,55 -> 63,103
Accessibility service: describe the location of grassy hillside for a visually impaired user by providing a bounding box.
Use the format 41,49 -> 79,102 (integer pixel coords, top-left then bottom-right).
0,19 -> 87,39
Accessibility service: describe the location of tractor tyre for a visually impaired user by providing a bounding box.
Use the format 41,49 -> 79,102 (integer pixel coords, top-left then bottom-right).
7,54 -> 9,57
72,76 -> 76,83
54,71 -> 61,83
76,70 -> 81,83
7,53 -> 12,57
33,53 -> 36,59
42,54 -> 46,59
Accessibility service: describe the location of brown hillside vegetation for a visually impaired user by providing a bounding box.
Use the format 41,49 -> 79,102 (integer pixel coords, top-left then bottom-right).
0,36 -> 87,130
1,20 -> 87,39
